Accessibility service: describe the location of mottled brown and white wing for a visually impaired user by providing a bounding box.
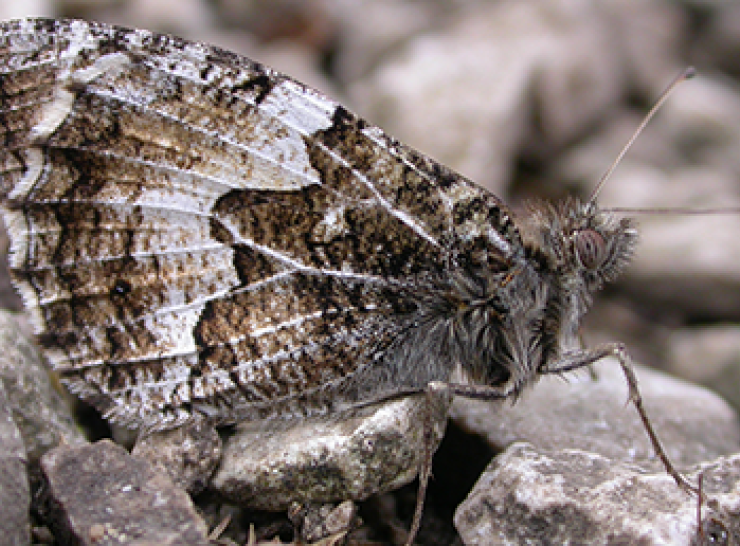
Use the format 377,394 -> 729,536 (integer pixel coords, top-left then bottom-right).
0,18 -> 519,430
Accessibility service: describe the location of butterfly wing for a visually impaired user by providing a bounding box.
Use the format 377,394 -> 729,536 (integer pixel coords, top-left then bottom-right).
0,18 -> 520,430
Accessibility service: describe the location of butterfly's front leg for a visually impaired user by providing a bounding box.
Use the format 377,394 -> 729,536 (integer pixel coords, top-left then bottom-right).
541,342 -> 699,496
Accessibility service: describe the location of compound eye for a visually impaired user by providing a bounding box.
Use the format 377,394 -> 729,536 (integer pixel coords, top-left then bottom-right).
575,229 -> 607,270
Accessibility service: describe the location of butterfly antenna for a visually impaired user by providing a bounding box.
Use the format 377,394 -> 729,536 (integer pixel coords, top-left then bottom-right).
588,66 -> 696,205
605,205 -> 740,215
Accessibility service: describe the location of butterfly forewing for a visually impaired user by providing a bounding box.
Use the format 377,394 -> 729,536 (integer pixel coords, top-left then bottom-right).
0,18 -> 520,430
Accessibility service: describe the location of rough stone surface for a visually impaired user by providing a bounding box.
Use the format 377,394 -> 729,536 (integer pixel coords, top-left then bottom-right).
0,382 -> 31,546
131,417 -> 222,495
40,439 -> 210,546
452,360 -> 740,472
210,394 -> 449,510
292,500 -> 358,543
691,461 -> 740,546
455,443 -> 740,546
0,310 -> 86,465
0,223 -> 21,312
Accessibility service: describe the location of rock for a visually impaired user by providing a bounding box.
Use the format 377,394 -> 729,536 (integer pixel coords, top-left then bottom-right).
0,310 -> 86,465
290,500 -> 358,543
599,0 -> 687,93
691,1 -> 740,76
331,0 -> 443,83
115,0 -> 216,37
210,394 -> 449,511
0,0 -> 51,22
454,443 -> 740,545
217,0 -> 336,48
451,359 -> 740,471
131,417 -> 222,495
0,222 -> 21,312
347,0 -> 686,197
0,382 -> 31,546
40,439 -> 210,546
692,457 -> 740,545
347,5 -> 529,196
665,325 -> 740,413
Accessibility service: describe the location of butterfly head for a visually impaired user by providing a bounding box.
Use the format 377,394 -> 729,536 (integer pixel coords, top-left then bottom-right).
504,197 -> 638,374
525,198 -> 637,299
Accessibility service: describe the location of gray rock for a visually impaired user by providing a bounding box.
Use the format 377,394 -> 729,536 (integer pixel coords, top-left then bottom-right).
451,360 -> 740,471
0,382 -> 30,546
210,394 -> 449,510
666,325 -> 740,413
331,0 -> 444,83
692,458 -> 740,545
0,0 -> 52,22
0,222 -> 21,312
131,417 -> 222,495
599,0 -> 686,93
114,0 -> 217,37
347,0 -> 685,196
291,500 -> 358,543
691,1 -> 740,77
0,310 -> 86,465
454,443 -> 740,546
609,174 -> 740,322
347,4 -> 533,195
40,439 -> 210,546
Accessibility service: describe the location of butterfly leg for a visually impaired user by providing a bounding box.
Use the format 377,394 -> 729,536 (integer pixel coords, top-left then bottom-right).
405,409 -> 432,546
541,342 -> 699,496
407,341 -> 698,544
405,382 -> 508,546
403,384 -> 455,546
